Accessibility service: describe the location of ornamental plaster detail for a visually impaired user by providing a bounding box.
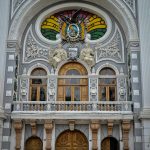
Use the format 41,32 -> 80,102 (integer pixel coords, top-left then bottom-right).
23,29 -> 50,63
48,77 -> 57,102
117,77 -> 127,101
20,77 -> 28,101
95,25 -> 124,63
89,78 -> 98,102
122,0 -> 136,17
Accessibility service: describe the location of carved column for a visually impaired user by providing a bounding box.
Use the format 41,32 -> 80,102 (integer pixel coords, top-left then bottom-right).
90,120 -> 100,150
44,120 -> 53,150
107,120 -> 114,136
30,120 -> 37,136
122,120 -> 131,150
13,120 -> 23,150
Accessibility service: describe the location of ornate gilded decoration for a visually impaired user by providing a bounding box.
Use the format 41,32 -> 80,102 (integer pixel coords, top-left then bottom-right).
41,10 -> 107,42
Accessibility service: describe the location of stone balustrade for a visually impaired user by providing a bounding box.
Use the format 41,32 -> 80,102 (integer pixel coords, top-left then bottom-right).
12,101 -> 133,112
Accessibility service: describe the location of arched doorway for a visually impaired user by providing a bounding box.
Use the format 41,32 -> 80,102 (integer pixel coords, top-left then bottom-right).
58,62 -> 88,101
56,130 -> 88,150
25,136 -> 43,150
101,137 -> 119,150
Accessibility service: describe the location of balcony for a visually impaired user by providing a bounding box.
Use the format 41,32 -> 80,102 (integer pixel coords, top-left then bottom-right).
12,101 -> 132,112
11,101 -> 133,120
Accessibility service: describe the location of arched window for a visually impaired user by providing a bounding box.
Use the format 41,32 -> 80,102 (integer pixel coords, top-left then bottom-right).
58,62 -> 88,101
30,68 -> 47,101
99,67 -> 116,101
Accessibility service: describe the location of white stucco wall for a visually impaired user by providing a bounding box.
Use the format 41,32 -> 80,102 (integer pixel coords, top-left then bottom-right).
138,0 -> 150,109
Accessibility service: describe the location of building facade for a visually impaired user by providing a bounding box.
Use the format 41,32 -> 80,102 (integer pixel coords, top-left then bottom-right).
0,0 -> 150,150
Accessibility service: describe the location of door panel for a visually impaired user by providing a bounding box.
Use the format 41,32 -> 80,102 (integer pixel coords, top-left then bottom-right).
56,130 -> 88,150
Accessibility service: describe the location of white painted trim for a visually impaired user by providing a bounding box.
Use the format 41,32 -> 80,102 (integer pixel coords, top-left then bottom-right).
96,63 -> 119,75
27,63 -> 50,75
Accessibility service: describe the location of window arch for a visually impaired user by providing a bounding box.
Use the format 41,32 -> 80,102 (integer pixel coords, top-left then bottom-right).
30,68 -> 47,101
99,67 -> 117,101
58,62 -> 88,101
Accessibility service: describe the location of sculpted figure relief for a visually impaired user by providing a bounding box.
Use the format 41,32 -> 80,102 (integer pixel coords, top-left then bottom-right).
79,43 -> 95,67
49,44 -> 67,68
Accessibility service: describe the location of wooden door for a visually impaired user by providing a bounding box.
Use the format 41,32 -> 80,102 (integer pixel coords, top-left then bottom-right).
25,136 -> 43,150
101,137 -> 119,150
56,130 -> 88,150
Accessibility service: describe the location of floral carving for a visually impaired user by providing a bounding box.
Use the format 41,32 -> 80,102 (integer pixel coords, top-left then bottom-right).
96,30 -> 123,62
24,32 -> 49,62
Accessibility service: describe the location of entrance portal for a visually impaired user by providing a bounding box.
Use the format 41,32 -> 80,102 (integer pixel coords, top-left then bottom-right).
101,137 -> 119,150
25,136 -> 43,150
56,130 -> 88,150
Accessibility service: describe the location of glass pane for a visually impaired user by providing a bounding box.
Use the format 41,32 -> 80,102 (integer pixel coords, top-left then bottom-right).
74,87 -> 80,101
32,79 -> 42,84
66,69 -> 80,75
100,78 -> 116,84
31,87 -> 37,101
65,86 -> 71,101
100,87 -> 106,101
65,78 -> 80,84
31,68 -> 47,76
109,87 -> 116,101
40,87 -> 46,101
99,68 -> 115,75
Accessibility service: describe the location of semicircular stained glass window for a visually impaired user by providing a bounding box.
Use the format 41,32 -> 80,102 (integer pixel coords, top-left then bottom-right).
41,10 -> 107,41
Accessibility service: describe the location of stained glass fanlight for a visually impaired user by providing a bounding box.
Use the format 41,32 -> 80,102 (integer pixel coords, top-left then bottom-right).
41,10 -> 107,41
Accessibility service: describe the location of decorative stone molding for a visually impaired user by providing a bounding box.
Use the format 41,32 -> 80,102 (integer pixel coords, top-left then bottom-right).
49,44 -> 67,68
123,0 -> 136,17
44,120 -> 53,150
30,120 -> 37,136
20,77 -> 28,101
107,120 -> 114,136
95,26 -> 123,63
48,77 -> 57,102
117,77 -> 127,101
122,120 -> 131,150
69,120 -> 75,131
79,44 -> 95,68
90,120 -> 100,150
24,30 -> 49,63
13,120 -> 23,150
90,78 -> 98,102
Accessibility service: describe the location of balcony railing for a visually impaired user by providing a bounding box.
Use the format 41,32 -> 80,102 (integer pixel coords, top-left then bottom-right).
12,101 -> 133,112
